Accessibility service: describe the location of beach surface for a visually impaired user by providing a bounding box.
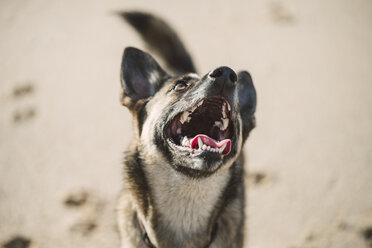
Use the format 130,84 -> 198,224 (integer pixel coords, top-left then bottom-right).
1,0 -> 371,247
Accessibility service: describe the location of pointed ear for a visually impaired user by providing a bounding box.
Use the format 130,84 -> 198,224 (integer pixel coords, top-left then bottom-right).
237,71 -> 257,140
120,47 -> 169,109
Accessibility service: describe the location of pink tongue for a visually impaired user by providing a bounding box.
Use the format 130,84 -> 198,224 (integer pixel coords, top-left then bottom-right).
190,134 -> 231,155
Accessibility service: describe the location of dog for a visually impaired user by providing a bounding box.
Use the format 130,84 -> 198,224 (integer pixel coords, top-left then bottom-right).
116,12 -> 256,248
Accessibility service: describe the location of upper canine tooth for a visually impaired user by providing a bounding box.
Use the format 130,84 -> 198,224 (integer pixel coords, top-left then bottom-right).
227,102 -> 231,111
222,104 -> 227,118
180,111 -> 191,124
221,118 -> 229,130
198,137 -> 203,149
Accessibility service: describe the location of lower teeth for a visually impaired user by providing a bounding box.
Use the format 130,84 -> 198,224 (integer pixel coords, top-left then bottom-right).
181,136 -> 190,146
179,136 -> 225,154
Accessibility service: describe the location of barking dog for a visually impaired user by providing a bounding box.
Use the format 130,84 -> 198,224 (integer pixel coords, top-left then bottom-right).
117,12 -> 256,248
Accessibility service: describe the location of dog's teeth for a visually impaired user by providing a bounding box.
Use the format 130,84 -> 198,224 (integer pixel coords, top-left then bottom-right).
214,121 -> 223,129
214,118 -> 229,131
202,144 -> 207,150
221,118 -> 229,130
197,100 -> 204,107
227,102 -> 231,111
198,138 -> 203,149
181,136 -> 189,146
222,104 -> 227,118
179,113 -> 185,123
220,143 -> 227,153
180,111 -> 190,124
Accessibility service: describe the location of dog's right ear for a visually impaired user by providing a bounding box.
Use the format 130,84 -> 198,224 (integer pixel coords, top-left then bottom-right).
120,47 -> 168,109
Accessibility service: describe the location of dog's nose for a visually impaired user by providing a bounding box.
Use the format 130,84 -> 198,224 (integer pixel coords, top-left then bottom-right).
209,66 -> 237,84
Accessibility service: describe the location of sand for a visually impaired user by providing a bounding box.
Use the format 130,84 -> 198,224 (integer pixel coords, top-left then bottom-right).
0,0 -> 371,247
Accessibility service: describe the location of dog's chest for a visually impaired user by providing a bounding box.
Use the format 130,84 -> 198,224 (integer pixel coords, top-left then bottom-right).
147,167 -> 230,235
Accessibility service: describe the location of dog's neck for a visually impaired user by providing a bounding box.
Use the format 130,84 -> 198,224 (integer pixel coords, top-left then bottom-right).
143,161 -> 231,243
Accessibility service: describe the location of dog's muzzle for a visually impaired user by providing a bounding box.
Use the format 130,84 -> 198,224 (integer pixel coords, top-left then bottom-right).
166,96 -> 233,156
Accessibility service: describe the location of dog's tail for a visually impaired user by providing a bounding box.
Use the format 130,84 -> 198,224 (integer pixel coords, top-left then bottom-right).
118,11 -> 196,74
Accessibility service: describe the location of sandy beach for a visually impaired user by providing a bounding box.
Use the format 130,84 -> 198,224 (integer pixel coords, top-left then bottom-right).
1,0 -> 371,247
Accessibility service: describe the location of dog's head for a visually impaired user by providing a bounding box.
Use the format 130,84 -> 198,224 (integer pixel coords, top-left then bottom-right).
121,47 -> 256,177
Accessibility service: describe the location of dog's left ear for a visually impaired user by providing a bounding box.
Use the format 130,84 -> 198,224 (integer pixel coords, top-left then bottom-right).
120,47 -> 169,109
237,71 -> 257,141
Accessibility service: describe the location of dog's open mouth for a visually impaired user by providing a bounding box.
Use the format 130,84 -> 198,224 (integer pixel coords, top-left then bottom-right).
166,96 -> 233,156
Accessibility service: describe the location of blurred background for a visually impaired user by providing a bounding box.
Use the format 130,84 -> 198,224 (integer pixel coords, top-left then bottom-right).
0,0 -> 371,247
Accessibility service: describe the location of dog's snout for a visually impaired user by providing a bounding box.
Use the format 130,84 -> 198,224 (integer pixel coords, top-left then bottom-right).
209,66 -> 237,84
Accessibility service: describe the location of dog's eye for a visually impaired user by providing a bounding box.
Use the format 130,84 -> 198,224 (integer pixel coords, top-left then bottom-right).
173,81 -> 188,92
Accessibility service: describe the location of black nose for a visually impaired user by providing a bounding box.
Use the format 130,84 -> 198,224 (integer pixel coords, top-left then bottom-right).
208,66 -> 237,84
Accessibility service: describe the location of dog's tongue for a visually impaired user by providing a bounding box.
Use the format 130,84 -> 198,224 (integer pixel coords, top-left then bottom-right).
190,134 -> 231,155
